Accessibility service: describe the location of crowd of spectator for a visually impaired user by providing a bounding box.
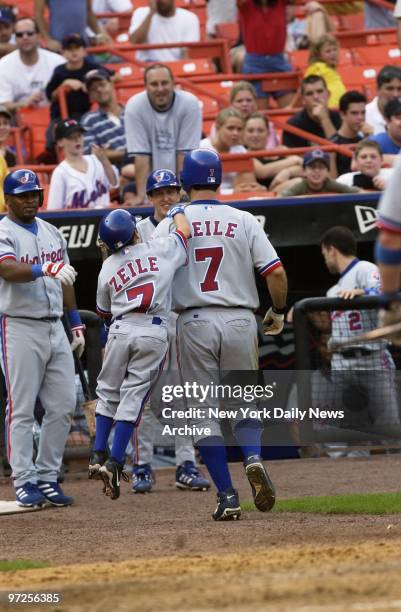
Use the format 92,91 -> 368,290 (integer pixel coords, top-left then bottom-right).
0,0 -> 400,211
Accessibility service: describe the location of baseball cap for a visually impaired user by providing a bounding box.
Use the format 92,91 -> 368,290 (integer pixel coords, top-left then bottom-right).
0,105 -> 12,120
85,69 -> 111,89
62,33 -> 87,49
0,8 -> 13,25
303,149 -> 330,168
384,98 -> 401,120
55,118 -> 86,141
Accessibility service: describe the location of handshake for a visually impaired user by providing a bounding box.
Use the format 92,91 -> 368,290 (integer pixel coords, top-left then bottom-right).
41,262 -> 77,286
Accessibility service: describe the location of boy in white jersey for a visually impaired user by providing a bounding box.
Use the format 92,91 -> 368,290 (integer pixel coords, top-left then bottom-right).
132,169 -> 210,494
47,118 -> 119,210
320,226 -> 399,427
89,207 -> 190,500
153,149 -> 288,521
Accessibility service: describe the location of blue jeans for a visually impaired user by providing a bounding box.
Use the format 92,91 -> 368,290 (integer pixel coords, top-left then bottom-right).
243,52 -> 293,98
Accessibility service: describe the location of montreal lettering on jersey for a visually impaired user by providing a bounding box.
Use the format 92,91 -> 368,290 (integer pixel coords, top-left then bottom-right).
191,220 -> 238,238
109,256 -> 159,293
20,248 -> 63,265
71,180 -> 107,208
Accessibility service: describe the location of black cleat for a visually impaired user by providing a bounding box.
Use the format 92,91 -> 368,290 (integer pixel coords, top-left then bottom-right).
244,454 -> 275,512
88,450 -> 109,480
212,487 -> 241,521
99,459 -> 129,500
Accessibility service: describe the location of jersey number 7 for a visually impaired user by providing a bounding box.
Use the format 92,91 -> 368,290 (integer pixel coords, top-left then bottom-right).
126,282 -> 155,312
194,246 -> 223,292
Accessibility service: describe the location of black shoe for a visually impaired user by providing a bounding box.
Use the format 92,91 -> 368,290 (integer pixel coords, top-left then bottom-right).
212,487 -> 241,521
88,450 -> 109,480
99,459 -> 129,500
244,454 -> 275,512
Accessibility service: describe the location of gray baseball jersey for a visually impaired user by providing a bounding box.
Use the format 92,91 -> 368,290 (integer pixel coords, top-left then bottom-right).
96,230 -> 188,319
153,201 -> 281,310
124,90 -> 202,172
0,216 -> 69,318
378,154 -> 401,232
136,215 -> 159,243
0,215 -> 75,488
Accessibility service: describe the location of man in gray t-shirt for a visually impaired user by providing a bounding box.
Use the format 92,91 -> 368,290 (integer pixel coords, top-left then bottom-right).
124,63 -> 202,206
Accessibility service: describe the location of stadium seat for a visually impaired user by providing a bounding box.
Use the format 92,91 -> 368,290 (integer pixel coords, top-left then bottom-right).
338,66 -> 378,98
215,22 -> 240,48
353,45 -> 401,67
289,48 -> 353,71
17,107 -> 51,162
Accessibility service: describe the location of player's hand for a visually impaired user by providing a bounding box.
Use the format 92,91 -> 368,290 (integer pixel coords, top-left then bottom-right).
42,262 -> 77,286
70,325 -> 85,358
262,307 -> 285,336
337,289 -> 364,299
378,302 -> 401,346
167,205 -> 186,218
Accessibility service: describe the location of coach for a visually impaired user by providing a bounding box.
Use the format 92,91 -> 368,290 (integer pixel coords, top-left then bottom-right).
124,63 -> 202,205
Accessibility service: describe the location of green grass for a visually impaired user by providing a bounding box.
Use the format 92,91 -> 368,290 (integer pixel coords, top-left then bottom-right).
0,560 -> 49,572
241,492 -> 401,515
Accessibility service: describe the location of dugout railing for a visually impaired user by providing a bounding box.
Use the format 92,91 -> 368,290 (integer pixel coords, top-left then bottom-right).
293,295 -> 401,450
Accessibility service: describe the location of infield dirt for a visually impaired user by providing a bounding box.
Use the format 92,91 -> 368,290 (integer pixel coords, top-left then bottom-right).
1,455 -> 401,611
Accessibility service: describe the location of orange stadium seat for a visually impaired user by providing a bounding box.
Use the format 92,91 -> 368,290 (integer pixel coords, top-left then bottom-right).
215,23 -> 240,48
339,66 -> 378,98
7,0 -> 34,17
353,45 -> 401,67
17,107 -> 51,162
289,48 -> 353,71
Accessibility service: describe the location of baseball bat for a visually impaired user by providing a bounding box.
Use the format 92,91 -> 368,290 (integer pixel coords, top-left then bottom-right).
329,320 -> 401,353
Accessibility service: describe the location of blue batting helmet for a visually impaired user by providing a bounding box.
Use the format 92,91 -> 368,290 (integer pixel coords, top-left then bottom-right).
146,169 -> 180,195
180,148 -> 222,193
4,169 -> 44,204
99,209 -> 136,253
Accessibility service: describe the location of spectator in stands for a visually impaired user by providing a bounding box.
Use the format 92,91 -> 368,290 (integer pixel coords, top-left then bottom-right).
283,75 -> 341,148
34,0 -> 111,52
200,107 -> 264,193
0,17 -> 65,113
304,34 -> 346,108
369,99 -> 401,163
337,139 -> 393,191
46,34 -> 114,124
365,0 -> 395,29
206,0 -> 237,37
125,63 -> 201,205
121,181 -> 137,206
230,81 -> 279,147
128,0 -> 200,62
280,149 -> 360,197
238,0 -> 293,108
286,1 -> 334,51
92,0 -> 133,35
365,65 -> 401,135
331,91 -> 369,177
0,7 -> 15,58
47,118 -> 119,210
0,105 -> 16,167
243,112 -> 303,190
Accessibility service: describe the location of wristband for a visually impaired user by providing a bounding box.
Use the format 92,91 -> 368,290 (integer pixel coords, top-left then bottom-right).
374,242 -> 401,265
272,305 -> 286,315
68,309 -> 82,328
32,264 -> 44,279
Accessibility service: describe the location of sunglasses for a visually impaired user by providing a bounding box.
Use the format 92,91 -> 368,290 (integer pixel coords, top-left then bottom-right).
15,30 -> 36,38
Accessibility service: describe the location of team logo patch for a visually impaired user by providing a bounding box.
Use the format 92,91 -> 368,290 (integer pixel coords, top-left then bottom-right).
19,172 -> 34,184
155,171 -> 166,182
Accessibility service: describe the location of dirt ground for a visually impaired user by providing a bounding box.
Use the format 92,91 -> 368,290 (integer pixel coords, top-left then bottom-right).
2,455 -> 401,611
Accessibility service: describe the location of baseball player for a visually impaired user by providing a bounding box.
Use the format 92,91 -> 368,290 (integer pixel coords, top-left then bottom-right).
47,118 -> 119,210
153,149 -> 288,521
0,169 -> 84,508
132,169 -> 210,493
320,226 -> 400,428
89,207 -> 190,500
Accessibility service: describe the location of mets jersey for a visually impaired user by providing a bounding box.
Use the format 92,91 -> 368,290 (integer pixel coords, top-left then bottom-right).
0,216 -> 68,318
46,154 -> 119,210
152,200 -> 281,310
96,230 -> 188,319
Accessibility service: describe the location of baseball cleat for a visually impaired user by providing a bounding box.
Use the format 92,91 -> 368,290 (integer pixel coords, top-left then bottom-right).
37,481 -> 74,507
15,482 -> 47,508
244,454 -> 276,512
132,463 -> 154,494
99,459 -> 129,500
175,461 -> 211,491
212,487 -> 241,521
88,450 -> 109,480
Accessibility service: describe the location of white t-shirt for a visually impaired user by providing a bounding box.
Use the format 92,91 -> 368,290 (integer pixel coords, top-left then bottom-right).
0,48 -> 65,105
129,7 -> 200,62
206,0 -> 237,35
92,0 -> 132,13
394,0 -> 401,17
337,168 -> 393,187
200,137 -> 246,193
365,97 -> 387,135
47,155 -> 119,210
